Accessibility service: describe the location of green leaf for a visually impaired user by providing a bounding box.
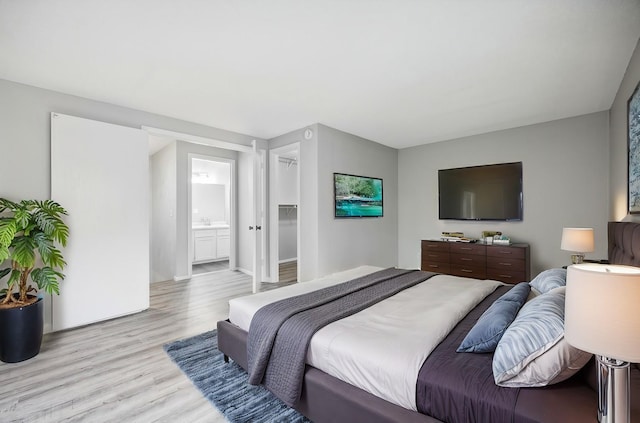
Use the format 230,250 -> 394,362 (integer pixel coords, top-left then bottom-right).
0,268 -> 10,280
31,267 -> 63,295
11,236 -> 36,268
0,218 -> 16,248
0,245 -> 9,262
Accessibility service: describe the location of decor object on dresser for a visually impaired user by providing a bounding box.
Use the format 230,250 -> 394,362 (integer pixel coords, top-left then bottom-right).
565,264 -> 640,423
628,80 -> 640,214
0,198 -> 69,363
560,227 -> 594,264
421,239 -> 530,284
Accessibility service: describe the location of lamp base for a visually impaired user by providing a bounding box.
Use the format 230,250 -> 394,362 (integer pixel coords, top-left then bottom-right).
571,254 -> 585,264
597,355 -> 630,423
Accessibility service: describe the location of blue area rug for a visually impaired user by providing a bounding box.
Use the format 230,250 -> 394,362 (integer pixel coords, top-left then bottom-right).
163,330 -> 310,423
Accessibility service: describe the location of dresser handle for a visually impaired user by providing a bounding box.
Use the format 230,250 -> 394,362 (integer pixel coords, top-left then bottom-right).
500,251 -> 513,255
429,264 -> 438,268
460,257 -> 472,261
499,274 -> 513,278
461,269 -> 473,273
499,262 -> 512,266
460,247 -> 472,250
428,254 -> 438,257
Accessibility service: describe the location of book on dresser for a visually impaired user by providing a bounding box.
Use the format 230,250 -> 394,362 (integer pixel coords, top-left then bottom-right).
421,239 -> 530,284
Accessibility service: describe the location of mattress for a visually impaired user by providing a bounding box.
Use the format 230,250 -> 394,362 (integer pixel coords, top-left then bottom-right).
230,266 -> 503,410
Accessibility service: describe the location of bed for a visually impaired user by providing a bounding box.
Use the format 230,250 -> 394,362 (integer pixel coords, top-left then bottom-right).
217,221 -> 640,423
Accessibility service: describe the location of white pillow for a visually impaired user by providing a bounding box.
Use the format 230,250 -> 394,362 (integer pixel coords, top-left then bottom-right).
493,287 -> 592,387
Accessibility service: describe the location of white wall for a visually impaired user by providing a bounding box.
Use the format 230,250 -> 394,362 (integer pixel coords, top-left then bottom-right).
610,38 -> 640,221
398,112 -> 610,277
150,142 -> 177,283
278,160 -> 299,205
192,183 -> 226,223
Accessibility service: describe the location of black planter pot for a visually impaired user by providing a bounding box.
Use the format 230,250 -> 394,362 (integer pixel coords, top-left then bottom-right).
0,297 -> 44,363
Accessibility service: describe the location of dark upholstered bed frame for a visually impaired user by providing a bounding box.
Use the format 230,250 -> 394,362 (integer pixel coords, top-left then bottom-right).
216,221 -> 640,423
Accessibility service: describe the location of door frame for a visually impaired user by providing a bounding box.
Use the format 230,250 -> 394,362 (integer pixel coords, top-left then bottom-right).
187,154 -> 236,277
142,126 -> 262,284
268,143 -> 301,283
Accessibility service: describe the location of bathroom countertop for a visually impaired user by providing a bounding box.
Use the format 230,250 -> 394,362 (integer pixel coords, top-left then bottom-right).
192,224 -> 230,230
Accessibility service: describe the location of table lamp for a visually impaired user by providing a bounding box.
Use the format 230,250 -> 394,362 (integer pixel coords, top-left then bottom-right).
561,227 -> 595,264
565,264 -> 640,423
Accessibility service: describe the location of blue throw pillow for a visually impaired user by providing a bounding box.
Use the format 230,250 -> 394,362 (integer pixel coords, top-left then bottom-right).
457,282 -> 531,353
529,268 -> 566,294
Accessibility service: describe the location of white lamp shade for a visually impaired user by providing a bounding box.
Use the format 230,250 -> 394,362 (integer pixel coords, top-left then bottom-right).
561,228 -> 594,253
565,264 -> 640,363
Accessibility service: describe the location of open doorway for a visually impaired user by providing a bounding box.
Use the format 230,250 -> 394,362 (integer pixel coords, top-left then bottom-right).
269,143 -> 300,283
189,156 -> 233,276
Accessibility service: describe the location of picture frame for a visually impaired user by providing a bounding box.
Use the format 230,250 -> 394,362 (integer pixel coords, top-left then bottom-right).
628,80 -> 640,214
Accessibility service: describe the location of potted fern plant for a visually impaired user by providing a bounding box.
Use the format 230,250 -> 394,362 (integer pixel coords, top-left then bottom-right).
0,198 -> 69,363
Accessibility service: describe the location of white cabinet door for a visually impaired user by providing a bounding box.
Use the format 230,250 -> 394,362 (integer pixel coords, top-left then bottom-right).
217,236 -> 230,258
194,236 -> 216,261
51,113 -> 149,331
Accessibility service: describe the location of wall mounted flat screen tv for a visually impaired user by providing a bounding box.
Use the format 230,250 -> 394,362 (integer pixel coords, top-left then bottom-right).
334,173 -> 383,218
438,162 -> 523,221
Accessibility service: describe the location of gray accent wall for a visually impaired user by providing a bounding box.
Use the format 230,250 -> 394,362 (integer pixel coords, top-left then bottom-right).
0,79 -> 255,200
610,38 -> 640,221
398,112 -> 610,277
316,124 -> 398,276
268,124 -> 398,280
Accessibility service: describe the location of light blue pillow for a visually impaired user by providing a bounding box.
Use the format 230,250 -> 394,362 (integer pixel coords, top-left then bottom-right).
457,283 -> 531,353
493,287 -> 591,387
529,268 -> 566,294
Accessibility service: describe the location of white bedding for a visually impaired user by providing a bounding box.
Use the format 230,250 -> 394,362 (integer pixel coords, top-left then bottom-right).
228,266 -> 503,411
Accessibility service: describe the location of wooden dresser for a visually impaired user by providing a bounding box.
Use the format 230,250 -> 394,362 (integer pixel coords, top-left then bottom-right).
421,240 -> 530,284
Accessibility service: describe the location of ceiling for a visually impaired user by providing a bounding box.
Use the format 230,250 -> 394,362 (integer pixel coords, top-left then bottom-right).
1,1 -> 639,149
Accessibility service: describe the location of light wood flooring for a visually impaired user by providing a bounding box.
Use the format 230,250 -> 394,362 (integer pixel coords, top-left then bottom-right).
192,260 -> 229,275
0,271 -> 292,422
279,260 -> 297,283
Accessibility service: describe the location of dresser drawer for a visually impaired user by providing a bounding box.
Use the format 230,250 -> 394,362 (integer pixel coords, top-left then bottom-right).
451,253 -> 486,267
450,264 -> 486,279
486,245 -> 525,259
421,240 -> 450,253
421,261 -> 450,273
450,243 -> 486,256
422,251 -> 450,262
487,269 -> 526,284
486,256 -> 525,272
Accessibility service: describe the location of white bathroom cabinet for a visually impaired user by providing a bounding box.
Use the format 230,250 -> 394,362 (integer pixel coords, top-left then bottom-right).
193,227 -> 230,263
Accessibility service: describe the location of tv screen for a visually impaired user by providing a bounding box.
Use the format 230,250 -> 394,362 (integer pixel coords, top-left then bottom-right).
438,162 -> 523,221
334,173 -> 383,218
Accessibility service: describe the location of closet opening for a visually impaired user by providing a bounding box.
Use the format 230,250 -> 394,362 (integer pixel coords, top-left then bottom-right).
269,144 -> 300,283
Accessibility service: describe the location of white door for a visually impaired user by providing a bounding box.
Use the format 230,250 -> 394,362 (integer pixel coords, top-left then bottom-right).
51,113 -> 149,331
252,143 -> 267,292
236,144 -> 266,293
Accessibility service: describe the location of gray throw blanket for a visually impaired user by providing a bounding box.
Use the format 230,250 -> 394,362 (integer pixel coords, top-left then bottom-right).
246,267 -> 436,407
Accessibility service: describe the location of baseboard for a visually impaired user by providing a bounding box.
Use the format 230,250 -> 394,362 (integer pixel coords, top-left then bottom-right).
278,257 -> 298,264
173,275 -> 191,282
236,267 -> 253,277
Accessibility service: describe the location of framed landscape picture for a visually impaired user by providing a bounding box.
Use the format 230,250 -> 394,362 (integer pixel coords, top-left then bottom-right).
628,81 -> 640,214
